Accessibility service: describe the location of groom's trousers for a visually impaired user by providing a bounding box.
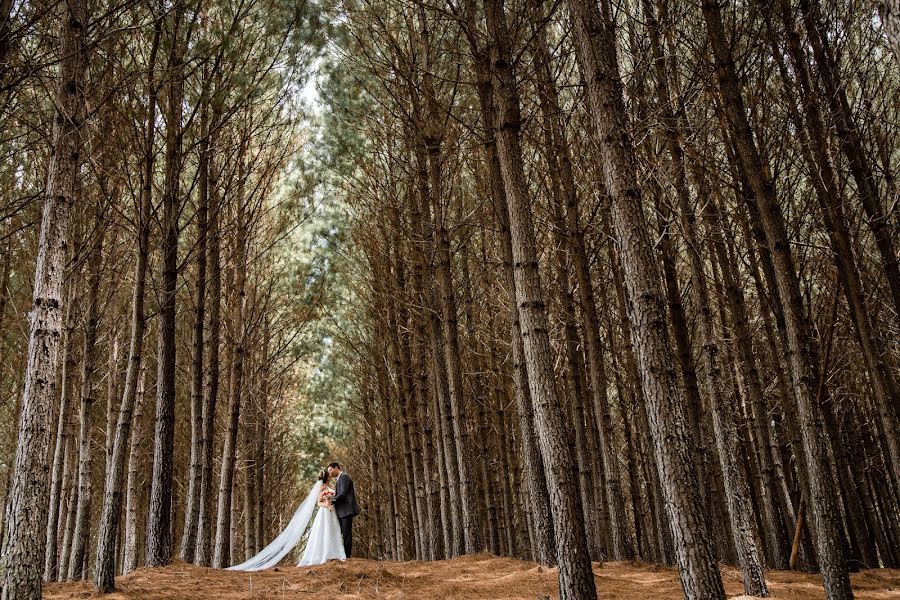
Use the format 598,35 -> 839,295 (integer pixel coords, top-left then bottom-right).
339,516 -> 353,558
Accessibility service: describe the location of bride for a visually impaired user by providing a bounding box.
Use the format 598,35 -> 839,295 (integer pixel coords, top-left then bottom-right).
228,469 -> 346,571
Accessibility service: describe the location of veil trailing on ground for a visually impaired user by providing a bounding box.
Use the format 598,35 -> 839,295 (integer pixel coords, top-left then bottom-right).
227,480 -> 322,571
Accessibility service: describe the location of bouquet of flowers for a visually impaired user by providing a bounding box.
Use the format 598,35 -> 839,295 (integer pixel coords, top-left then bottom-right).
318,486 -> 335,509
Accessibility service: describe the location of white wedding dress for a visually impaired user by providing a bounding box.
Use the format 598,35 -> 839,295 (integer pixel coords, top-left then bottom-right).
298,495 -> 345,566
228,480 -> 345,571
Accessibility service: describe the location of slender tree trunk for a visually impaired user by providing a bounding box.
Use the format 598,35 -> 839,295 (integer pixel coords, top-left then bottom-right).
465,37 -> 556,567
0,0 -> 89,593
213,187 -> 249,568
122,367 -> 147,574
604,277 -> 652,561
146,2 -> 185,567
404,138 -> 440,560
797,0 -> 900,321
181,83 -> 210,563
387,230 -> 422,558
700,1 -> 853,597
242,427 -> 257,560
196,115 -> 223,566
702,192 -> 791,568
567,0 -> 724,595
60,442 -> 79,581
253,323 -> 269,555
676,171 -> 768,595
92,18 -> 160,591
45,286 -> 78,582
630,14 -> 718,561
466,241 -> 499,555
68,226 -> 105,580
530,13 -> 629,560
425,137 -> 477,555
484,0 -> 595,596
408,124 -> 456,558
104,329 -> 120,481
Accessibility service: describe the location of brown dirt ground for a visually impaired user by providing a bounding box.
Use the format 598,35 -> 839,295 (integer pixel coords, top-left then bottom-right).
44,554 -> 900,599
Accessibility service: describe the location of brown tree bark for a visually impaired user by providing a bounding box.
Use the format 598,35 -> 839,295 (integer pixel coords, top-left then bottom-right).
387,224 -> 424,558
410,126 -> 459,557
44,286 -> 79,582
181,80 -> 211,562
462,28 -> 557,566
0,0 -> 89,593
530,12 -> 630,560
700,1 -> 853,596
484,0 -> 596,595
146,1 -> 186,567
567,0 -> 724,595
122,367 -> 147,575
675,169 -> 769,596
214,169 -> 250,568
92,17 -> 160,591
68,223 -> 105,580
425,133 -> 478,555
404,131 -> 441,560
464,239 -> 500,556
196,106 -> 223,567
702,191 -> 792,569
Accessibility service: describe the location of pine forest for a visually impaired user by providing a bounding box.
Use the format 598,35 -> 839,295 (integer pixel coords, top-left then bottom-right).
0,0 -> 899,598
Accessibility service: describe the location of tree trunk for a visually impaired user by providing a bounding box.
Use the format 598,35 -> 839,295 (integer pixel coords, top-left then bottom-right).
213,187 -> 249,568
465,35 -> 556,567
387,230 -> 422,558
702,191 -> 792,568
104,328 -> 120,482
68,225 -> 105,580
567,0 -> 724,595
404,134 -> 440,560
122,367 -> 147,574
180,82 -> 210,563
60,442 -> 79,581
465,240 -> 499,556
92,17 -> 160,591
196,108 -> 223,566
146,2 -> 185,567
44,286 -> 78,582
530,12 -> 630,560
0,0 -> 89,593
425,137 -> 477,555
700,1 -> 853,596
407,124 -> 456,558
677,172 -> 769,595
253,324 -> 269,555
484,0 -> 596,596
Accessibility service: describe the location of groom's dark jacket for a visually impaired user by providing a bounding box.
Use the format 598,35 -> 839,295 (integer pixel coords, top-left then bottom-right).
332,473 -> 360,519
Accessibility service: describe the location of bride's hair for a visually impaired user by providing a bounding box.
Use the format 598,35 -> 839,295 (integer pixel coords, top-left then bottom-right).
318,468 -> 330,484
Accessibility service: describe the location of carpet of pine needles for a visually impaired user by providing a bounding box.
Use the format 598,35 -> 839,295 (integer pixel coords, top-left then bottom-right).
44,554 -> 900,599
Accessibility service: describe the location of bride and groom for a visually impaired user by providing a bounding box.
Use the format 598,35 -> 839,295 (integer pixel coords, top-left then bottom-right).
228,462 -> 359,571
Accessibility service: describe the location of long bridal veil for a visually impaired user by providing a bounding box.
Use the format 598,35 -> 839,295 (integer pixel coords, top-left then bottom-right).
227,480 -> 321,571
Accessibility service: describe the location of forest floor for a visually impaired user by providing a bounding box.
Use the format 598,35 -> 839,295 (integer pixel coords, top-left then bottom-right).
44,554 -> 899,599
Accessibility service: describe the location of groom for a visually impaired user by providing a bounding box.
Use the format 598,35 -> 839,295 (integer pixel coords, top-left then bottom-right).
327,462 -> 359,558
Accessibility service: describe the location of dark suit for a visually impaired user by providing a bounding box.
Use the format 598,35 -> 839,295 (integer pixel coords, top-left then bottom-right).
332,472 -> 359,557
